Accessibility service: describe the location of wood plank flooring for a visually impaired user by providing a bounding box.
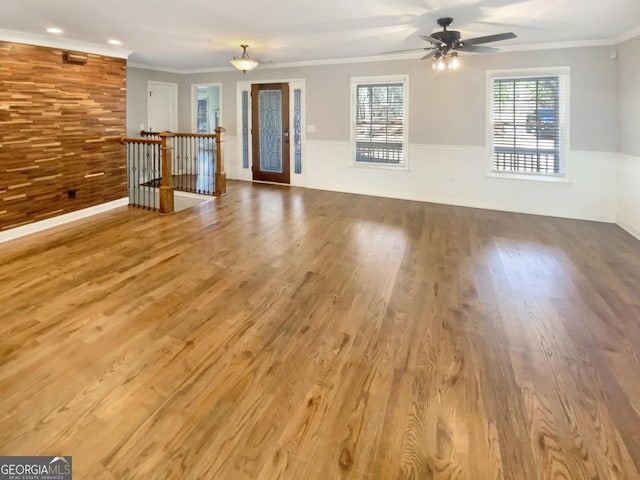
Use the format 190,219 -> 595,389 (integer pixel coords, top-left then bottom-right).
1,181 -> 640,479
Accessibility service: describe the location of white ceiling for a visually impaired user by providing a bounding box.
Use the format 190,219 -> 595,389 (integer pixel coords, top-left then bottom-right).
1,0 -> 639,72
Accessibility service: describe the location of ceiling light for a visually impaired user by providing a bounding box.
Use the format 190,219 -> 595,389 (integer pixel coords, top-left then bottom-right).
108,39 -> 122,45
432,51 -> 462,71
46,27 -> 63,34
230,44 -> 259,74
435,56 -> 446,71
448,52 -> 461,70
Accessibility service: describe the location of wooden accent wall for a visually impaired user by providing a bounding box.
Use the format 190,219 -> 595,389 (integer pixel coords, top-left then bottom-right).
0,41 -> 127,231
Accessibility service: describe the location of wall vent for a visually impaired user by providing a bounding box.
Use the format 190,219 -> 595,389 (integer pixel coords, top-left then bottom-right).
63,51 -> 88,65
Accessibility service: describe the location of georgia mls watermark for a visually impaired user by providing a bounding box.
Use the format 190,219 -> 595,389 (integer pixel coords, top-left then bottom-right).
0,456 -> 72,480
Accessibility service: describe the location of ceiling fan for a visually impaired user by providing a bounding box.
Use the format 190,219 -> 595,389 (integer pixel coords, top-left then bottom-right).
383,17 -> 516,65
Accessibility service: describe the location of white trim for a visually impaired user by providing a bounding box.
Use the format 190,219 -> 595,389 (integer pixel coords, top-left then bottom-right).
617,219 -> 640,241
487,171 -> 570,183
235,86 -> 253,182
616,153 -> 640,241
498,39 -> 615,52
147,81 -> 178,132
191,82 -> 222,134
350,74 -> 409,171
125,38 -> 622,75
0,28 -> 131,58
613,25 -> 640,45
0,198 -> 128,244
127,62 -> 186,74
256,55 -> 418,69
303,185 -> 614,224
485,66 -> 571,181
175,66 -> 237,74
235,78 -> 307,186
174,190 -> 213,201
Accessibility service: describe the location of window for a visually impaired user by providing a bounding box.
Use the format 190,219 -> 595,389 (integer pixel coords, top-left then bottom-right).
241,90 -> 249,169
488,68 -> 569,177
197,98 -> 208,133
351,76 -> 408,168
293,89 -> 302,174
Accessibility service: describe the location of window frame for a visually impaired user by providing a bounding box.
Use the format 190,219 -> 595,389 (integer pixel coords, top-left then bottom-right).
350,75 -> 409,171
486,67 -> 570,182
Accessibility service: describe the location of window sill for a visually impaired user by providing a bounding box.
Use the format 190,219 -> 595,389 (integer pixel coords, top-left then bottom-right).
350,161 -> 409,172
487,171 -> 569,183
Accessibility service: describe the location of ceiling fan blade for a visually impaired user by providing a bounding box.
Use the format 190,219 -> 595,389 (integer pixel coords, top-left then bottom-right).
381,47 -> 435,55
457,45 -> 499,53
462,32 -> 516,45
421,50 -> 437,60
418,35 -> 446,47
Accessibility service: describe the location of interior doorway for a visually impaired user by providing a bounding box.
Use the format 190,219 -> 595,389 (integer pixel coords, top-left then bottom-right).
192,84 -> 221,134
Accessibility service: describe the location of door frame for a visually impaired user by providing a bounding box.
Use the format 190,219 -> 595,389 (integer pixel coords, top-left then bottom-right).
190,82 -> 222,133
147,81 -> 178,133
236,78 -> 306,186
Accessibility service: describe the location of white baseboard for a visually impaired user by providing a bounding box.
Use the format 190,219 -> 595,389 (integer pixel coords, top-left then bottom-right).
0,198 -> 129,244
617,217 -> 640,241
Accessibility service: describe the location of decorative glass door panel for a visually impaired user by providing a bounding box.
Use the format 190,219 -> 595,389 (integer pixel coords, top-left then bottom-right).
259,90 -> 283,173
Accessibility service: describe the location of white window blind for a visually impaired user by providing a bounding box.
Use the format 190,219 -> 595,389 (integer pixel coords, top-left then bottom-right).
490,72 -> 568,176
353,81 -> 405,166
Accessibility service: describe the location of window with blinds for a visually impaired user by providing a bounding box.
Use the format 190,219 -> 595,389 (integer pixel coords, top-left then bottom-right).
489,69 -> 568,176
352,77 -> 407,167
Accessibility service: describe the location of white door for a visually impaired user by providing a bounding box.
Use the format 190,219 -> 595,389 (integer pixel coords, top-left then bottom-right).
147,81 -> 178,133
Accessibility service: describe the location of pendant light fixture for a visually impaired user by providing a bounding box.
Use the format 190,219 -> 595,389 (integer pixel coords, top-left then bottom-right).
230,44 -> 259,74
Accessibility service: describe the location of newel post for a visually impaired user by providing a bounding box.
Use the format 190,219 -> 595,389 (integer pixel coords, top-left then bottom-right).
158,131 -> 175,214
214,126 -> 227,196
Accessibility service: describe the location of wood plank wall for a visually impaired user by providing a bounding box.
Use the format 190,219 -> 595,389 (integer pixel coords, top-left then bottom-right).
0,41 -> 127,231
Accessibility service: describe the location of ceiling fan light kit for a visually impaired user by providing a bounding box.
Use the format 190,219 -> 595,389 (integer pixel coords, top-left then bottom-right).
230,44 -> 259,73
384,17 -> 516,72
432,51 -> 461,71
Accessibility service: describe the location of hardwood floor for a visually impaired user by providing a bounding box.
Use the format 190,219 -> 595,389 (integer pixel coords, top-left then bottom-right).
1,181 -> 640,479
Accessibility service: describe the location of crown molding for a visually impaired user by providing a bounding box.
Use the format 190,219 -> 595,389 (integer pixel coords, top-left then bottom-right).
498,38 -> 614,52
176,66 -> 236,74
0,28 -> 131,58
129,38 -> 617,75
614,25 -> 640,44
111,36 -> 635,75
127,61 -> 236,74
166,52 -> 422,74
126,62 -> 189,74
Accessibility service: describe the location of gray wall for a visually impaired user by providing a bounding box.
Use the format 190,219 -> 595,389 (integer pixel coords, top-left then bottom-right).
126,66 -> 182,137
127,45 -> 618,152
617,36 -> 640,157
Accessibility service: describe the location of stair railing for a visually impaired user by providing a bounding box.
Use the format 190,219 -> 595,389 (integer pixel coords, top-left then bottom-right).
140,128 -> 226,196
121,132 -> 175,214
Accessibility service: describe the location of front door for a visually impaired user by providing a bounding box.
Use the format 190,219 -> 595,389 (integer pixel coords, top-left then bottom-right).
251,83 -> 290,184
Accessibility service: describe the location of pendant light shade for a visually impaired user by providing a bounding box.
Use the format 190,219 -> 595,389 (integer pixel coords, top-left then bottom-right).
230,44 -> 259,73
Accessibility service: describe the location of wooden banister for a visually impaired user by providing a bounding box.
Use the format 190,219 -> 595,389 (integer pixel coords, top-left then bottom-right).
173,132 -> 217,139
121,137 -> 161,145
158,132 -> 175,214
215,127 -> 226,196
124,128 -> 225,205
140,130 -> 163,137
